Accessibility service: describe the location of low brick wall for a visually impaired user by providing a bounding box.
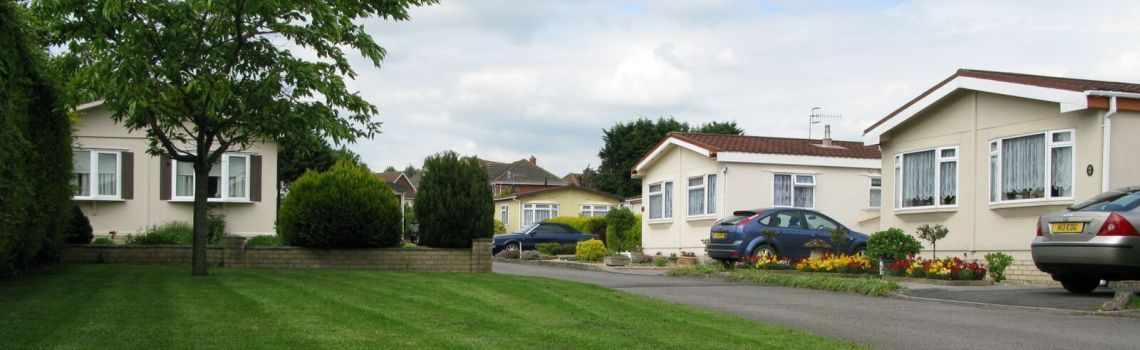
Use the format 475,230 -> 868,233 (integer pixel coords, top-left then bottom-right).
1002,260 -> 1056,285
61,237 -> 492,273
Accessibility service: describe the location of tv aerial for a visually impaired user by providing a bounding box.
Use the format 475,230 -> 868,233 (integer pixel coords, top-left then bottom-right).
808,107 -> 841,140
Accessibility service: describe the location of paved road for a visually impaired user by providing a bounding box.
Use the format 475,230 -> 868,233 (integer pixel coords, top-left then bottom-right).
494,262 -> 1140,350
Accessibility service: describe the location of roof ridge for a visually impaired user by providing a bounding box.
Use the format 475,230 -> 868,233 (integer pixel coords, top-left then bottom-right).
672,131 -> 867,144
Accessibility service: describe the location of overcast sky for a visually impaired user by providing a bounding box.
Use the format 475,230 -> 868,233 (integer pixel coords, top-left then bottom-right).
342,0 -> 1140,177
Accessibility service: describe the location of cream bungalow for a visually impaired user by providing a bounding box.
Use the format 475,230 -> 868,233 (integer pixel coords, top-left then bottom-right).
863,69 -> 1140,282
632,132 -> 882,256
72,101 -> 279,238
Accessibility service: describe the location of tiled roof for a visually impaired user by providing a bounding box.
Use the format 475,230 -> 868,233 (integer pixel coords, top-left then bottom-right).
493,185 -> 621,201
481,158 -> 567,185
667,132 -> 881,159
376,171 -> 404,183
865,69 -> 1140,134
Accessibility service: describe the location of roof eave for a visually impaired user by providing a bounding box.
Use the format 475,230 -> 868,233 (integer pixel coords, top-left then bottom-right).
631,135 -> 715,176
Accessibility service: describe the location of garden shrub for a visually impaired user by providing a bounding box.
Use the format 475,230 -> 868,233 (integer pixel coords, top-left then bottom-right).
414,151 -> 493,248
604,209 -> 638,251
545,216 -> 606,236
537,243 -> 562,256
520,250 -> 540,260
91,238 -> 114,245
575,239 -> 607,262
493,219 -> 506,234
654,257 -> 668,267
984,252 -> 1014,282
65,206 -> 94,244
278,160 -> 402,249
245,235 -> 282,247
866,228 -> 923,261
207,214 -> 226,245
127,222 -> 193,245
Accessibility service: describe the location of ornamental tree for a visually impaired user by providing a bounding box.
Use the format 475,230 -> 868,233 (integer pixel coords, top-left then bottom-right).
36,0 -> 436,275
916,224 -> 949,259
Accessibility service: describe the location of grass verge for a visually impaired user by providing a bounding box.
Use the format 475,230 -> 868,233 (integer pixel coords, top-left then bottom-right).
1,265 -> 866,349
668,265 -> 901,297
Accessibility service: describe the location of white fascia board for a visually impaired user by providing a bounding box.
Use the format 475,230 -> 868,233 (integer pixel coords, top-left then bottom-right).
631,137 -> 712,177
717,152 -> 881,169
863,77 -> 1089,145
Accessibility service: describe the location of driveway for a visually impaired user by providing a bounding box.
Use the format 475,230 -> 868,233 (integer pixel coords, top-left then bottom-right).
494,261 -> 1140,350
899,283 -> 1120,311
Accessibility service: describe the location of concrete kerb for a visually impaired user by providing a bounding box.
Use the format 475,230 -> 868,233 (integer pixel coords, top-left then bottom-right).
492,257 -> 671,276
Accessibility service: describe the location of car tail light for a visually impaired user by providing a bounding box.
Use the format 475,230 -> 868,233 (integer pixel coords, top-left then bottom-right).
738,211 -> 765,226
1036,217 -> 1043,237
1097,213 -> 1139,237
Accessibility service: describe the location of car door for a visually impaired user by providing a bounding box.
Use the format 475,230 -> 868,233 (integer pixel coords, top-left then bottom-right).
802,211 -> 843,252
528,223 -> 563,248
766,210 -> 813,258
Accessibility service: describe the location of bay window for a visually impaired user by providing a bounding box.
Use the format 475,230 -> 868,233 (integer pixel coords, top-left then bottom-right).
648,181 -> 673,220
895,146 -> 957,208
523,203 -> 558,225
989,130 -> 1073,203
687,174 -> 717,216
774,174 -> 814,208
171,154 -> 250,201
73,150 -> 123,200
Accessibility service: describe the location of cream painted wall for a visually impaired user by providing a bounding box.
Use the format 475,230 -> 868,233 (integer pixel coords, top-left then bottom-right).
1109,111 -> 1140,188
639,145 -> 882,257
879,91 -> 1106,260
493,188 -> 621,232
73,105 -> 279,237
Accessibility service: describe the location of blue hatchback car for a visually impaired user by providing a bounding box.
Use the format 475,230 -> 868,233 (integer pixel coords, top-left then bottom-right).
706,208 -> 869,262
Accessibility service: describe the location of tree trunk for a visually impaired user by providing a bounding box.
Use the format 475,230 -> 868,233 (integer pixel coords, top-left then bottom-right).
191,153 -> 211,276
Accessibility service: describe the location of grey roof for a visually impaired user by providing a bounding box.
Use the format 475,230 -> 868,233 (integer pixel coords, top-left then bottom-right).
481,158 -> 567,186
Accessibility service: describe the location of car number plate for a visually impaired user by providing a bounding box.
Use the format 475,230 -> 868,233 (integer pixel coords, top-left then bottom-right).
712,232 -> 727,239
1051,222 -> 1084,233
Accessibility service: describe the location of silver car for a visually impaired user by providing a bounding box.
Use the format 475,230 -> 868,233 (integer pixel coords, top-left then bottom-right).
1032,186 -> 1140,294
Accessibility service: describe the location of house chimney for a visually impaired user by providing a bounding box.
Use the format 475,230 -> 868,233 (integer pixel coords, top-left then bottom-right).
528,155 -> 536,165
822,125 -> 833,147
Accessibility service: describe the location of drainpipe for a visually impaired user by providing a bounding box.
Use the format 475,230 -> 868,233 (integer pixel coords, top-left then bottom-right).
1085,91 -> 1140,192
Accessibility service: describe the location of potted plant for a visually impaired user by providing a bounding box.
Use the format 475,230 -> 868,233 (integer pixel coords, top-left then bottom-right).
677,251 -> 698,266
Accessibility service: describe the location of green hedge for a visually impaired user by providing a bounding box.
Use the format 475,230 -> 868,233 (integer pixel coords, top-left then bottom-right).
0,2 -> 75,275
278,160 -> 402,249
544,216 -> 606,235
414,151 -> 493,248
246,235 -> 283,247
127,222 -> 193,245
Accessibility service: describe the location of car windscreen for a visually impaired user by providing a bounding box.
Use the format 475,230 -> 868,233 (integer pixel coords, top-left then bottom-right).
514,223 -> 539,234
1073,191 -> 1140,212
717,211 -> 759,225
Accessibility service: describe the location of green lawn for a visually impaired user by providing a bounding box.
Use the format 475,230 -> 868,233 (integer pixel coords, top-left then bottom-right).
1,265 -> 864,349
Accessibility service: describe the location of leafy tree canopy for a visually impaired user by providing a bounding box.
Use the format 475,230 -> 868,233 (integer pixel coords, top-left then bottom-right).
383,165 -> 398,173
594,117 -> 743,197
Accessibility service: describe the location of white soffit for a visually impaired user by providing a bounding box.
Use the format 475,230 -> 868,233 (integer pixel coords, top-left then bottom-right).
717,152 -> 881,169
631,137 -> 712,177
863,76 -> 1089,145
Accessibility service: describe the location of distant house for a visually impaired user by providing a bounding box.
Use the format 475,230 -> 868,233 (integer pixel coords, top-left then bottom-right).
376,171 -> 416,208
632,132 -> 881,256
71,101 -> 278,237
863,69 -> 1140,281
482,156 -> 566,197
563,173 -> 583,186
494,185 -> 623,233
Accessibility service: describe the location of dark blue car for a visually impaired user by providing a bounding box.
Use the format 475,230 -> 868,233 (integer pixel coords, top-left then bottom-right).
706,208 -> 869,262
492,222 -> 600,255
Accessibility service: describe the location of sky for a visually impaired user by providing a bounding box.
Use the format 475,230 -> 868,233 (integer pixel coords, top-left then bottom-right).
340,0 -> 1140,177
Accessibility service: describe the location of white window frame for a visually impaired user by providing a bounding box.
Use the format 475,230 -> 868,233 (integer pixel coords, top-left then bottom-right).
686,174 -> 718,216
647,181 -> 674,220
170,153 -> 251,202
500,204 -> 509,225
523,203 -> 559,225
988,129 -> 1075,204
869,176 -> 882,209
773,173 -> 816,209
580,204 -> 612,217
894,146 -> 958,210
72,149 -> 122,200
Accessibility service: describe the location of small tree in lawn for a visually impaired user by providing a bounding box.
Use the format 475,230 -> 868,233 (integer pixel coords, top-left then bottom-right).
37,0 -> 437,275
916,224 -> 949,259
605,208 -> 637,252
414,151 -> 493,248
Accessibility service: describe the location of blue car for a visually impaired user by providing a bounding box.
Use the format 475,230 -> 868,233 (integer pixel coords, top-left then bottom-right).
706,208 -> 869,262
492,222 -> 601,255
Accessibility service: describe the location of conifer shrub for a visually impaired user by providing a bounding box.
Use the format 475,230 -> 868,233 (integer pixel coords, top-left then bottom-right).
605,208 -> 639,251
65,206 -> 94,244
278,160 -> 402,248
414,151 -> 493,248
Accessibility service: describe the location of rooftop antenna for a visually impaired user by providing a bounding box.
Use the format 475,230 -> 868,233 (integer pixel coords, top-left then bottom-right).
808,107 -> 841,140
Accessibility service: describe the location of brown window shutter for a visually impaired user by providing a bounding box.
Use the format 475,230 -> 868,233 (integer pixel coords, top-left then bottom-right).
250,155 -> 262,202
121,152 -> 134,199
159,155 -> 171,200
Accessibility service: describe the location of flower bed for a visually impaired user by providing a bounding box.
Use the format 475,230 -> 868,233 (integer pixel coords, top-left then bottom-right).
748,255 -> 795,270
885,257 -> 987,281
795,254 -> 874,274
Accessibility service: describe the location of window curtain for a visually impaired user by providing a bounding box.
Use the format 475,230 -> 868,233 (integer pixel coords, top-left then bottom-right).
774,174 -> 792,206
663,182 -> 673,218
707,174 -> 717,214
989,154 -> 1000,202
74,151 -> 91,196
902,150 -> 935,207
1051,146 -> 1073,197
97,153 -> 117,196
940,161 -> 957,205
649,194 -> 662,219
229,156 -> 247,198
1001,134 -> 1045,199
176,161 -> 195,197
869,188 -> 881,208
794,186 -> 814,208
688,187 -> 705,215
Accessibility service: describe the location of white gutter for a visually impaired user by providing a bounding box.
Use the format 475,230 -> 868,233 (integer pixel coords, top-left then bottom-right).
1085,90 -> 1140,192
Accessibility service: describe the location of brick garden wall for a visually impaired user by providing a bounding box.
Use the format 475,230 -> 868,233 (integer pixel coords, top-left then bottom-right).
61,237 -> 492,273
1002,260 -> 1057,285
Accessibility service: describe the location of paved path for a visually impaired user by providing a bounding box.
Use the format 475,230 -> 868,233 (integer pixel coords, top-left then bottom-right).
494,262 -> 1140,350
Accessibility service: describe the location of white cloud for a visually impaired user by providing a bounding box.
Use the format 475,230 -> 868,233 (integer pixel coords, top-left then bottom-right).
594,45 -> 693,106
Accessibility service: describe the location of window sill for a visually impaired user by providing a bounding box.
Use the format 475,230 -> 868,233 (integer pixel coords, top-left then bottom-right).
989,199 -> 1072,210
647,219 -> 674,225
72,198 -> 126,202
686,214 -> 719,222
894,206 -> 958,215
168,199 -> 255,204
863,208 -> 881,212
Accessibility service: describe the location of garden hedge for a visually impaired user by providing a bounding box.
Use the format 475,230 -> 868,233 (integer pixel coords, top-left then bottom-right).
414,151 -> 494,248
278,160 -> 402,248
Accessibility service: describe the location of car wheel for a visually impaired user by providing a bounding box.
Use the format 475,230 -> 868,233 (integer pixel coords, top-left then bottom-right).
1060,276 -> 1100,294
504,242 -> 520,253
753,244 -> 776,258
